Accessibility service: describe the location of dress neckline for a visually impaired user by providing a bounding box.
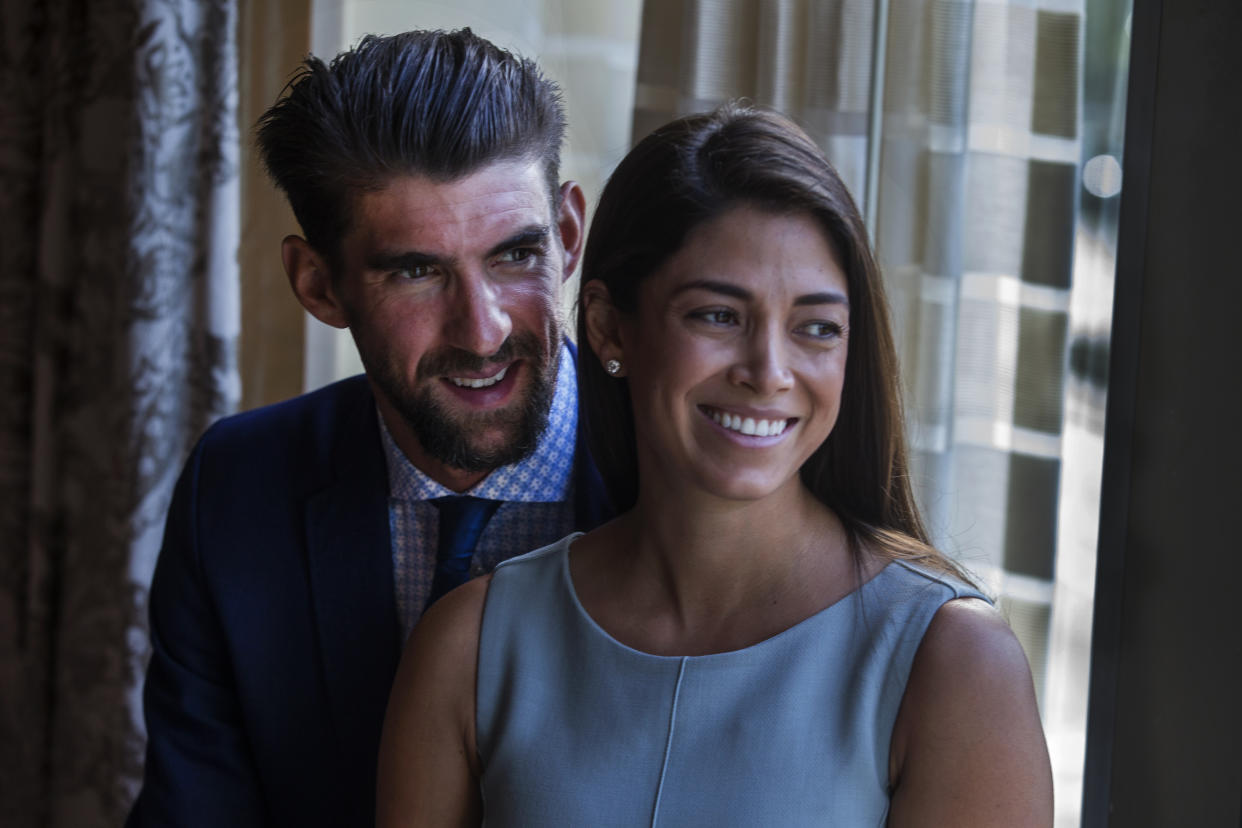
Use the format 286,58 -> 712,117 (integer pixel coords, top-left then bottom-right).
557,532 -> 905,662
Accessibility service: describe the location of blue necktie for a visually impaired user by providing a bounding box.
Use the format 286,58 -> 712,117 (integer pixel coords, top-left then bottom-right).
428,496 -> 502,606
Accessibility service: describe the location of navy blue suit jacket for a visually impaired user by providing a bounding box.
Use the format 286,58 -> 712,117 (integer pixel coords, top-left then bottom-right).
128,372 -> 609,826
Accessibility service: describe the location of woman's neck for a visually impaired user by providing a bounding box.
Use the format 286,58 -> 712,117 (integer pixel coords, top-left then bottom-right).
574,479 -> 864,656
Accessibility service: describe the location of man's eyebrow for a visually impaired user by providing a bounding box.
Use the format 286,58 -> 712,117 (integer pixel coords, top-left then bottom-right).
365,249 -> 440,272
363,225 -> 552,272
671,279 -> 849,307
485,225 -> 551,259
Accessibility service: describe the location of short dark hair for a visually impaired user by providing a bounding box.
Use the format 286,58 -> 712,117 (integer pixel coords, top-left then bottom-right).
578,103 -> 971,581
256,29 -> 566,266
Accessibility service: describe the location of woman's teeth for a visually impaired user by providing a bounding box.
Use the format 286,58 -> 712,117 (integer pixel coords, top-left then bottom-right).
451,365 -> 508,389
710,409 -> 789,437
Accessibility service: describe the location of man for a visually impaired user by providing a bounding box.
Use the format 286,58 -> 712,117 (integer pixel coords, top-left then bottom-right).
128,29 -> 608,827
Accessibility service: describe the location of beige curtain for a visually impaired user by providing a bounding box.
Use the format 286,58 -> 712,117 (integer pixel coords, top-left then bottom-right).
238,0 -> 309,410
633,0 -> 1084,699
0,1 -> 240,825
635,0 -> 879,201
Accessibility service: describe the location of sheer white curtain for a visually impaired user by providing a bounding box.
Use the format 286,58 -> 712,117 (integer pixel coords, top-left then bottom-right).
632,2 -> 1102,824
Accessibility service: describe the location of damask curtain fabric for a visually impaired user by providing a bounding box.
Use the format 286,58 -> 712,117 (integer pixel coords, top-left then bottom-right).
0,1 -> 239,825
633,0 -> 1082,697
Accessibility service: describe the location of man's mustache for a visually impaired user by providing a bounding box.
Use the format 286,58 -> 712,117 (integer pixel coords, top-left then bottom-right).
416,332 -> 544,379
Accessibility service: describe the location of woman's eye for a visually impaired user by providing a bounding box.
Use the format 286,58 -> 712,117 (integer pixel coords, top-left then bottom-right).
693,309 -> 738,325
800,321 -> 843,339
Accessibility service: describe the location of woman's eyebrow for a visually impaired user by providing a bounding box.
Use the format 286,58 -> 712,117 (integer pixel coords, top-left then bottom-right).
672,279 -> 849,307
794,290 -> 849,308
670,279 -> 752,300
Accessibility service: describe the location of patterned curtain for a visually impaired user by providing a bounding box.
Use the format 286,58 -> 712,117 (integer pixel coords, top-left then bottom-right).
876,0 -> 1082,700
633,0 -> 1083,716
0,1 -> 239,825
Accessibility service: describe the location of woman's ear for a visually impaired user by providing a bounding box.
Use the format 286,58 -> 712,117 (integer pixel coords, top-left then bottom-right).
581,280 -> 626,376
282,235 -> 350,329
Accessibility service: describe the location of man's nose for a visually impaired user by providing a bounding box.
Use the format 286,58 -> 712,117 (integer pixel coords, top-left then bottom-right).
443,270 -> 512,357
727,323 -> 795,396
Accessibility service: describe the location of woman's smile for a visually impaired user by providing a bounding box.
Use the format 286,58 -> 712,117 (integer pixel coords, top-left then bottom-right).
699,405 -> 797,441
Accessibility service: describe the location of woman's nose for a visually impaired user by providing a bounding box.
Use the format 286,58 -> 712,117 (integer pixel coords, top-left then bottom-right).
727,324 -> 794,395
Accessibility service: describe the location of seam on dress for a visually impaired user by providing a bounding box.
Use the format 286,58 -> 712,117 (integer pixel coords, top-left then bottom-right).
650,657 -> 688,828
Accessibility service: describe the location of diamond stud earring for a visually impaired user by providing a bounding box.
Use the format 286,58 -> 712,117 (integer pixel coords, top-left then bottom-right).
605,359 -> 622,376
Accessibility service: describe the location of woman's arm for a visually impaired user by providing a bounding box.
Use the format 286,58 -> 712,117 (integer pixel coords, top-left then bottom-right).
888,598 -> 1054,827
377,576 -> 490,827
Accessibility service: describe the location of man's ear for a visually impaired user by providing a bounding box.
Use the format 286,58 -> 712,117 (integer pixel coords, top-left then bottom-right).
581,279 -> 626,375
555,181 -> 587,282
282,235 -> 350,329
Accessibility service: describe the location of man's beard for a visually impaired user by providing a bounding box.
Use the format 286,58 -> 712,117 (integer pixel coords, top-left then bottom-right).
368,331 -> 558,474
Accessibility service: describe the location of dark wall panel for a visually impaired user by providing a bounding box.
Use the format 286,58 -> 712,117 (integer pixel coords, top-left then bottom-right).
1086,0 -> 1242,823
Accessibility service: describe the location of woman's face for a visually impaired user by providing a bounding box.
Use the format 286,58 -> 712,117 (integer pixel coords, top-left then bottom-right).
618,205 -> 850,504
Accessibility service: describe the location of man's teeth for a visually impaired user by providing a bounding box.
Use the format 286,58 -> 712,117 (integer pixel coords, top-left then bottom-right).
710,409 -> 789,437
450,365 -> 508,389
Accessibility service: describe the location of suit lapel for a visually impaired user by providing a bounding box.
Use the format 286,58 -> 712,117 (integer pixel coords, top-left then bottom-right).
304,380 -> 400,787
300,354 -> 610,791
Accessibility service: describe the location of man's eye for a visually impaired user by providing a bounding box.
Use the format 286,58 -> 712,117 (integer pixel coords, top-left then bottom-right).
394,264 -> 436,280
497,247 -> 535,264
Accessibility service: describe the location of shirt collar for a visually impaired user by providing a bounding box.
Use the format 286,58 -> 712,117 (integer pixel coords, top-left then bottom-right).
380,343 -> 577,503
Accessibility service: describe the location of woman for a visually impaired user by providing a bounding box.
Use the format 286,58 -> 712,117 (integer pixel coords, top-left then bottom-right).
377,105 -> 1053,826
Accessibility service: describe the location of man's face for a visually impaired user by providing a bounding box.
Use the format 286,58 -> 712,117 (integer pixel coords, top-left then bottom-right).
330,159 -> 580,490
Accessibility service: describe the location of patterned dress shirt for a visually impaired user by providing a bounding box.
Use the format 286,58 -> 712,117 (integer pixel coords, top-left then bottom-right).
381,345 -> 578,640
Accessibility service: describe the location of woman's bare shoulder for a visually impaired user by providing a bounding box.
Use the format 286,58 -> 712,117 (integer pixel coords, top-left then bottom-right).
377,576 -> 492,827
402,575 -> 492,677
916,596 -> 1030,678
888,597 -> 1054,827
389,575 -> 494,763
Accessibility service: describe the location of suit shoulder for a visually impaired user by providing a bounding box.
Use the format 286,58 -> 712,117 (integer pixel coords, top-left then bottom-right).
199,375 -> 372,453
185,375 -> 378,499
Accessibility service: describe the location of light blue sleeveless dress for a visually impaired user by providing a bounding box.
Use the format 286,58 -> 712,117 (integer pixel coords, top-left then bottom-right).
476,533 -> 987,827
